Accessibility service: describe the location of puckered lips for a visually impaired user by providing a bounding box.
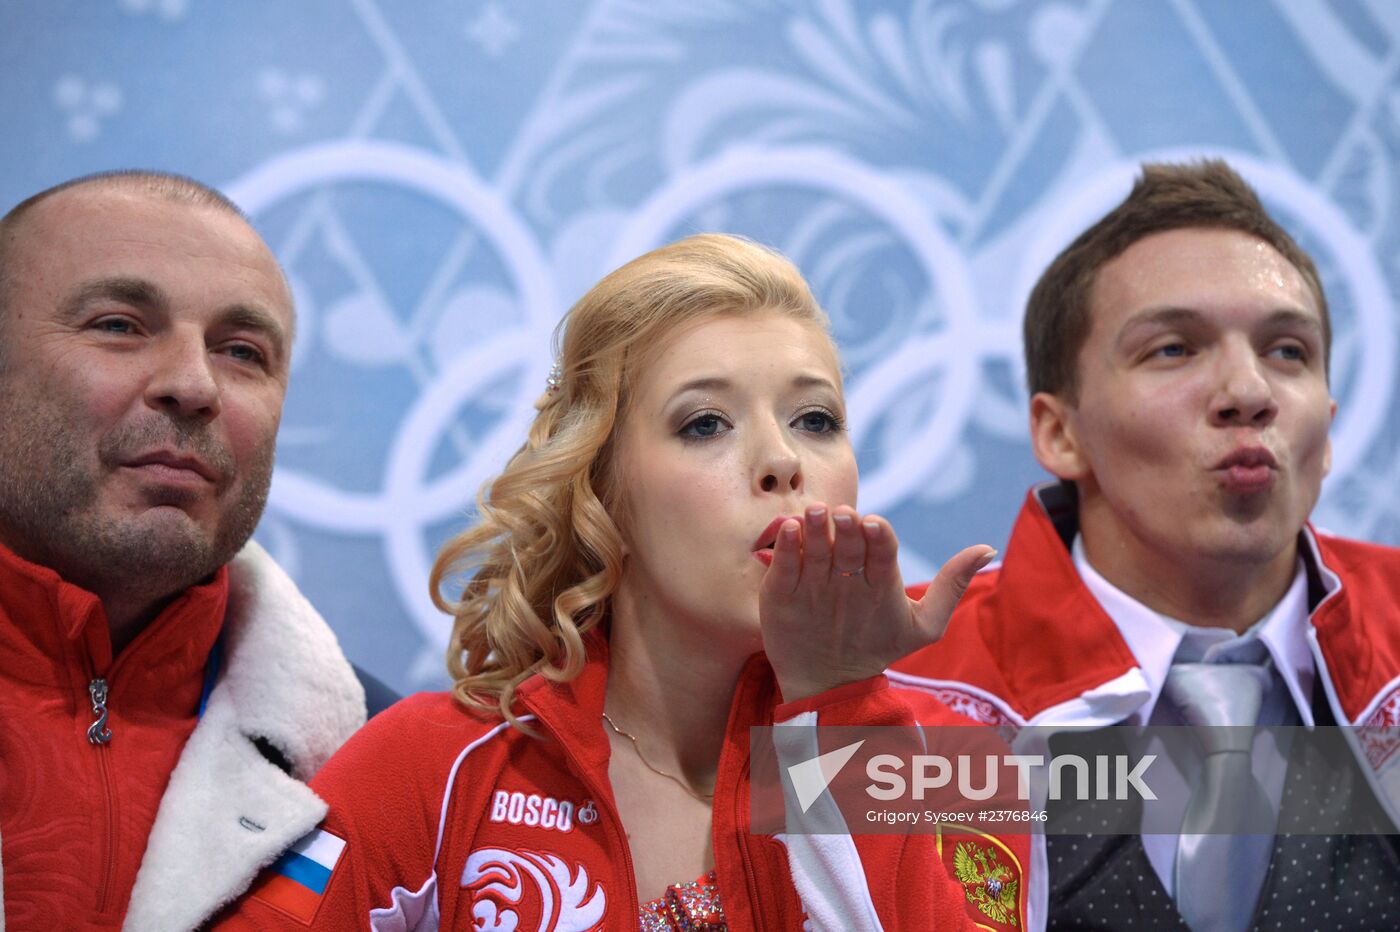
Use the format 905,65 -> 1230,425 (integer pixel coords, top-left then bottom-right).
122,449 -> 219,488
752,515 -> 798,567
1213,445 -> 1278,495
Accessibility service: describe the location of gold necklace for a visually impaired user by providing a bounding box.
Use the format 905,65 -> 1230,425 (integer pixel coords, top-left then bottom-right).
601,712 -> 715,803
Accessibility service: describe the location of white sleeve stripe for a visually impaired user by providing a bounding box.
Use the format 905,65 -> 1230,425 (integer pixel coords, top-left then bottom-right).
772,710 -> 885,932
432,716 -> 531,865
779,833 -> 886,932
367,717 -> 525,932
369,876 -> 442,932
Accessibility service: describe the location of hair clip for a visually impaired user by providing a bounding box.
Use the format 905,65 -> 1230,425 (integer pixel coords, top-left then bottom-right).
545,360 -> 563,394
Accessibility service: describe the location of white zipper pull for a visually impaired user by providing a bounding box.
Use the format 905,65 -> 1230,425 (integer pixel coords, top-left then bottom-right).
88,678 -> 112,745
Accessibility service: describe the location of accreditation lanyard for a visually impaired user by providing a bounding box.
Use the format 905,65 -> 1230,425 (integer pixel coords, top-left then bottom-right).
197,634 -> 223,719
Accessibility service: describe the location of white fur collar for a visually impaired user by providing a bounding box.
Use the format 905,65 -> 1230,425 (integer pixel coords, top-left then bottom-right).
120,541 -> 366,932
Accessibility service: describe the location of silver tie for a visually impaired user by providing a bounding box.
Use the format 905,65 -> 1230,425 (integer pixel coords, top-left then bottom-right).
1165,662 -> 1275,932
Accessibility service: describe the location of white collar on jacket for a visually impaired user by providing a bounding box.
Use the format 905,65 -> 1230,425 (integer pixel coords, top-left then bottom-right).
1070,533 -> 1316,727
120,540 -> 366,932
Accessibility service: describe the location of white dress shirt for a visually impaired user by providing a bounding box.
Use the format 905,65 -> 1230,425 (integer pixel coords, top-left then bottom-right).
1070,535 -> 1315,895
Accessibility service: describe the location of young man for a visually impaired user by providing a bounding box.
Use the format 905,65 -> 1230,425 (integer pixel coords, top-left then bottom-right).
895,160 -> 1400,931
0,172 -> 375,931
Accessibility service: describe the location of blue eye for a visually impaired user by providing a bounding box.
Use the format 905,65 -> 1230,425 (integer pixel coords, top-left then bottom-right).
1270,344 -> 1305,362
94,317 -> 136,334
679,413 -> 728,439
1155,343 -> 1186,358
225,343 -> 266,365
794,409 -> 844,433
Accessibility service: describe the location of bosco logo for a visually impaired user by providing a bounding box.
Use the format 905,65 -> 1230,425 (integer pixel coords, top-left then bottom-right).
489,790 -> 582,833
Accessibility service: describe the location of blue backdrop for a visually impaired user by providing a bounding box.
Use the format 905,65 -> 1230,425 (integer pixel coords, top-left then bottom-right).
4,0 -> 1397,694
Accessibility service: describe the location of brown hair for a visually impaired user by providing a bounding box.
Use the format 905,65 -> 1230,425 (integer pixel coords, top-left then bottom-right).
430,233 -> 832,729
1024,159 -> 1330,401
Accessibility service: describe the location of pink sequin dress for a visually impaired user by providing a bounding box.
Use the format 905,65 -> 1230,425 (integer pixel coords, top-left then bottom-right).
639,870 -> 726,930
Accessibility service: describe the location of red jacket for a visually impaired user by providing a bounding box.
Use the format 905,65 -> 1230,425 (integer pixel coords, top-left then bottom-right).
222,636 -> 1031,930
0,541 -> 225,929
892,485 -> 1400,928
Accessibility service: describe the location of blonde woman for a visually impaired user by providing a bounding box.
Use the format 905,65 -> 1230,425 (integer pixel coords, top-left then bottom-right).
220,235 -> 1027,930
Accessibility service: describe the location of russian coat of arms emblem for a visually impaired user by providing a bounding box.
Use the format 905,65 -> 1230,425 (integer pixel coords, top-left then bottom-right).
953,840 -> 1020,927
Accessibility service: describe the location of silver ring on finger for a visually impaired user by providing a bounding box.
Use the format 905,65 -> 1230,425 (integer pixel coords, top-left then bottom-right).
836,566 -> 865,578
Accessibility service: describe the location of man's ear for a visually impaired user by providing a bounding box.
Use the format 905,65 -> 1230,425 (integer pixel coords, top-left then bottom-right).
1030,391 -> 1090,481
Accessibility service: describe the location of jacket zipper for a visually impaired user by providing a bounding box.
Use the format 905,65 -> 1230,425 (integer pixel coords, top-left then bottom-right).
717,667 -> 768,930
87,674 -> 119,914
88,678 -> 112,744
539,720 -> 643,919
733,758 -> 769,929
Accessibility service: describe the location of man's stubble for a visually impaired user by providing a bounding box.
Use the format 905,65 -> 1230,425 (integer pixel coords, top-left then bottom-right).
0,380 -> 273,601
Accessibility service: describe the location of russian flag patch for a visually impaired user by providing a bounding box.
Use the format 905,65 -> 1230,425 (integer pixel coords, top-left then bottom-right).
248,827 -> 346,923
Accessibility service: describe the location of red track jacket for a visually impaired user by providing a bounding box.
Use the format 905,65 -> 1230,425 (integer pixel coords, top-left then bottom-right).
222,636 -> 1031,930
0,541 -> 225,929
893,485 -> 1400,929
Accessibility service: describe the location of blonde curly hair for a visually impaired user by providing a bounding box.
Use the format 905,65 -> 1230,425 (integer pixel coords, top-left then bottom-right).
431,233 -> 832,728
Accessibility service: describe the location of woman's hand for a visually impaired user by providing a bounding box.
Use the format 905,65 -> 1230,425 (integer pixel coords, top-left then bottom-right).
759,503 -> 995,703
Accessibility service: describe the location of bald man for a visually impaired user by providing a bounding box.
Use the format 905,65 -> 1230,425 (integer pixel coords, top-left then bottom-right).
0,172 -> 368,931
